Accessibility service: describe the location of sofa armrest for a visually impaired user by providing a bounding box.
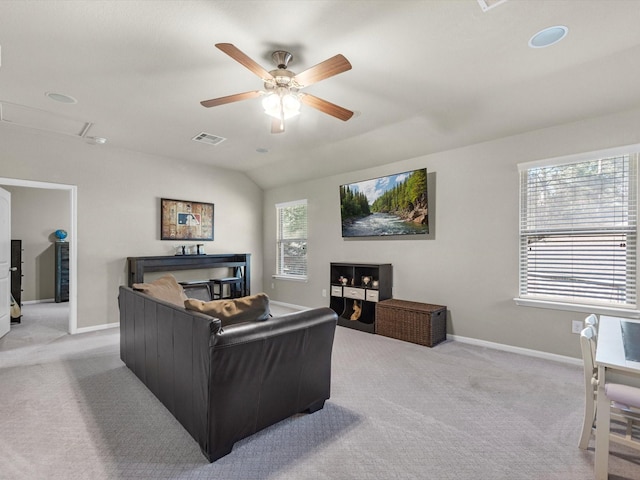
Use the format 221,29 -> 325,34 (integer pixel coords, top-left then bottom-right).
118,286 -> 221,449
205,307 -> 338,460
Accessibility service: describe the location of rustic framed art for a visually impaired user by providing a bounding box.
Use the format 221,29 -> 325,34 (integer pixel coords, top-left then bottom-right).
160,198 -> 214,240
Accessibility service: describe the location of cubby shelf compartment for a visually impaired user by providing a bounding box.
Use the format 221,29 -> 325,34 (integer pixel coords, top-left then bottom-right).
329,262 -> 392,333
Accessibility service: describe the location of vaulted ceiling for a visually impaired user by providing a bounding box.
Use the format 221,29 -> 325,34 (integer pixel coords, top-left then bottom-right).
1,1 -> 640,188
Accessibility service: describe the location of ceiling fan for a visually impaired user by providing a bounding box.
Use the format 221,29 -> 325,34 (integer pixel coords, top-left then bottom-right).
200,43 -> 354,134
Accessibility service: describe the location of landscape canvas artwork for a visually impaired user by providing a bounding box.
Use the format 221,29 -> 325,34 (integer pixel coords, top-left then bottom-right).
340,168 -> 428,237
161,198 -> 214,240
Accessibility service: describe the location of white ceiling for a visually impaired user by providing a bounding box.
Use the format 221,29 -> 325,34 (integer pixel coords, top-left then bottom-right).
1,0 -> 640,189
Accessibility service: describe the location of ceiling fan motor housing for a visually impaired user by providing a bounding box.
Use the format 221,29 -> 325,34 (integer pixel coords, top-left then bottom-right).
272,50 -> 293,69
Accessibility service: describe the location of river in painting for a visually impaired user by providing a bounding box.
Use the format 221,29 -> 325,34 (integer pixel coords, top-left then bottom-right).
342,212 -> 428,237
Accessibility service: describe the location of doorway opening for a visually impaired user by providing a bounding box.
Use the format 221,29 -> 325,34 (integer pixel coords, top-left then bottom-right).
0,178 -> 77,334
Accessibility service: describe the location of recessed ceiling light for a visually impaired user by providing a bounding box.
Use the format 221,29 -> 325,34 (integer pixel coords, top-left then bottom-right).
529,26 -> 568,48
45,92 -> 78,104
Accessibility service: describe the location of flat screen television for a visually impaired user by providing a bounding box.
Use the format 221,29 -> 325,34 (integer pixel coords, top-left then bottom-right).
340,168 -> 428,237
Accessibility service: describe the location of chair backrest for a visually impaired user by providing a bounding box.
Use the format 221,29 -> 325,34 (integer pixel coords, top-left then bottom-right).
584,314 -> 598,358
578,325 -> 599,448
580,326 -> 598,401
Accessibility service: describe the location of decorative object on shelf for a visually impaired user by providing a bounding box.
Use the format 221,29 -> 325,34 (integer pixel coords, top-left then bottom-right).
161,198 -> 214,241
350,300 -> 361,320
340,276 -> 348,285
362,276 -> 371,287
372,280 -> 379,289
55,229 -> 68,241
175,244 -> 207,255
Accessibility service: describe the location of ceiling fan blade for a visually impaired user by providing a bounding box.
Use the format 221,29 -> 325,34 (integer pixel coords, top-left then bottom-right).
200,91 -> 262,108
294,54 -> 352,87
271,117 -> 285,134
300,94 -> 354,121
215,43 -> 274,81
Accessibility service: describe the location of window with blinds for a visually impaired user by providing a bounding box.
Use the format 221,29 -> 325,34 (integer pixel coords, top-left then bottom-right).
519,153 -> 638,307
276,199 -> 308,279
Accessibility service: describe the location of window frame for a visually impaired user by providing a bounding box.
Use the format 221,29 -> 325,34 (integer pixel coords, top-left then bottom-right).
274,199 -> 308,281
515,145 -> 640,317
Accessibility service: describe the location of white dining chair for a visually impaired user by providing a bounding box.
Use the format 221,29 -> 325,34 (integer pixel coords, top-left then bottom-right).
579,325 -> 598,449
578,325 -> 640,450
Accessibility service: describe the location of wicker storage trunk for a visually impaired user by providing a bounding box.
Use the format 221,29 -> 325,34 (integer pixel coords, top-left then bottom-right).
375,299 -> 447,347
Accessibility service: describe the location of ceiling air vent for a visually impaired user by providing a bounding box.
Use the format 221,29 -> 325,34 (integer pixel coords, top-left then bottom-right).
192,132 -> 226,146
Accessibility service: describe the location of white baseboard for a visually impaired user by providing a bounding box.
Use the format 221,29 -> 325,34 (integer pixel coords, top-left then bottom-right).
22,298 -> 55,304
270,300 -> 308,311
71,296 -> 580,364
73,322 -> 119,335
271,301 -> 581,365
448,334 -> 581,366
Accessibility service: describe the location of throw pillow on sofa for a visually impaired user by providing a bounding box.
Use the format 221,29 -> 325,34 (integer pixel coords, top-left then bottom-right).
132,274 -> 188,307
184,293 -> 270,326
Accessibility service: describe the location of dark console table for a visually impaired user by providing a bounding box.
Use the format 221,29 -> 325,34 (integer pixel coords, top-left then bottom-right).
127,253 -> 251,296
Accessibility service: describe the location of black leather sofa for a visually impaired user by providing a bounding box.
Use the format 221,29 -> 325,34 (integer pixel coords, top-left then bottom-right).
118,285 -> 338,462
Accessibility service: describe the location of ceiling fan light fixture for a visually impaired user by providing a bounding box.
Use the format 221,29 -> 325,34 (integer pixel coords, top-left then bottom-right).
262,92 -> 301,120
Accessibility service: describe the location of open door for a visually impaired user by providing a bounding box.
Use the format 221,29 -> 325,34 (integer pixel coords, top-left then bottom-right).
0,187 -> 11,338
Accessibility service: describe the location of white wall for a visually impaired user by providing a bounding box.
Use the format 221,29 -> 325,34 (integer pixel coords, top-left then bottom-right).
263,107 -> 640,358
0,126 -> 263,329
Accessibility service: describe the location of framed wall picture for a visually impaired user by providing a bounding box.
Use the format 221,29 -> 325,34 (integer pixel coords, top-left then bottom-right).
160,198 -> 214,240
340,168 -> 428,237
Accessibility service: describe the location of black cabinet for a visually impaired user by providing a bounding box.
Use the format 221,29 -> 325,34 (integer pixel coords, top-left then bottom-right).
55,242 -> 69,303
329,262 -> 392,333
10,239 -> 23,323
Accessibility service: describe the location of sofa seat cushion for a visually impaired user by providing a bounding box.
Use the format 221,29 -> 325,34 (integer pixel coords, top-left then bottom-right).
132,274 -> 188,307
184,293 -> 270,326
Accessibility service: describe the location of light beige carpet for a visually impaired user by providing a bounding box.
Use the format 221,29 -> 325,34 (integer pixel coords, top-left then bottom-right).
1,302 -> 639,479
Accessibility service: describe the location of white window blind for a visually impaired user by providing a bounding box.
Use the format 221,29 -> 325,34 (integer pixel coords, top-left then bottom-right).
276,199 -> 308,279
519,153 -> 638,307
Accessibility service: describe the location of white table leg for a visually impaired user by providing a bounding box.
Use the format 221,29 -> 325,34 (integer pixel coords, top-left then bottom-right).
595,364 -> 610,479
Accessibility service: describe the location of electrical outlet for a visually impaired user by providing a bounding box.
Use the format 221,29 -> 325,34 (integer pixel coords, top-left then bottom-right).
572,320 -> 583,334
322,289 -> 327,297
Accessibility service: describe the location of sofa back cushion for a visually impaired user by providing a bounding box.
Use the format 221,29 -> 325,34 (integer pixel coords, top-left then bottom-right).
132,274 -> 188,307
184,293 -> 270,326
